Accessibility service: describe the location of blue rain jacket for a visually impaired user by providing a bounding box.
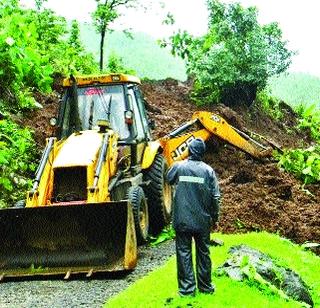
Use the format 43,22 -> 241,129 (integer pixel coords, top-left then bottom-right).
166,139 -> 220,233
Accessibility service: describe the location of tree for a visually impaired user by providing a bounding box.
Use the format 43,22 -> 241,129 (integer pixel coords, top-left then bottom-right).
68,20 -> 84,53
92,0 -> 137,71
66,20 -> 98,74
166,0 -> 295,106
106,51 -> 135,74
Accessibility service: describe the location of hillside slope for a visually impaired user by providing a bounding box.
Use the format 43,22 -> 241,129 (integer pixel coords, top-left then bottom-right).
269,72 -> 320,108
79,24 -> 187,81
143,80 -> 320,249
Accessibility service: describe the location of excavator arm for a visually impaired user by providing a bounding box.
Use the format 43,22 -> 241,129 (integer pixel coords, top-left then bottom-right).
159,111 -> 275,166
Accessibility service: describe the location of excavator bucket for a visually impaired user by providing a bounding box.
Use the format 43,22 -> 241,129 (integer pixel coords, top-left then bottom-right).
0,201 -> 137,280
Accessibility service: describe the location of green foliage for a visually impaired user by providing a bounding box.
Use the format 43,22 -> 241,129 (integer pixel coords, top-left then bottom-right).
268,76 -> 320,185
30,9 -> 97,76
29,263 -> 47,273
165,0 -> 294,106
34,0 -> 47,11
106,51 -> 136,75
257,90 -> 283,120
238,256 -> 288,301
0,3 -> 98,206
106,232 -> 320,308
149,226 -> 175,247
0,4 -> 98,112
0,8 -> 53,110
162,12 -> 175,26
92,0 -> 138,71
277,146 -> 320,184
296,104 -> 320,141
68,20 -> 84,53
92,1 -> 118,33
0,119 -> 37,207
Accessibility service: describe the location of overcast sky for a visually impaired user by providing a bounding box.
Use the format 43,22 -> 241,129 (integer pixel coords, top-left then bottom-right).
20,0 -> 320,77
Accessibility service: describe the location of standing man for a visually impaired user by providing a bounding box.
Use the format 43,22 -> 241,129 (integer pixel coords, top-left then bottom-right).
166,137 -> 220,297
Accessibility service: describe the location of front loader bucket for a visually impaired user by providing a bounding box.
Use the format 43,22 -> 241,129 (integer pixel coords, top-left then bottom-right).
0,201 -> 137,280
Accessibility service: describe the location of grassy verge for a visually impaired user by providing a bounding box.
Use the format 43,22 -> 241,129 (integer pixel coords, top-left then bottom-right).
105,232 -> 320,308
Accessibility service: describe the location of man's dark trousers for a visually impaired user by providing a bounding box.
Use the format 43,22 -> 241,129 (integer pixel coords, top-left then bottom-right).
176,230 -> 213,296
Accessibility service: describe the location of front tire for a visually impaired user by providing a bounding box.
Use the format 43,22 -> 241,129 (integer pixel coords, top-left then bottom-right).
143,154 -> 172,235
128,186 -> 149,245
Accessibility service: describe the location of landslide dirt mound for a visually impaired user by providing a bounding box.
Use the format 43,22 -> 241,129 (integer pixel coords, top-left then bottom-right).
143,79 -> 320,251
24,78 -> 320,251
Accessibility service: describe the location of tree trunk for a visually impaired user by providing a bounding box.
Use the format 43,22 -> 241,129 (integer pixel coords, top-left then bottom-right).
99,29 -> 106,71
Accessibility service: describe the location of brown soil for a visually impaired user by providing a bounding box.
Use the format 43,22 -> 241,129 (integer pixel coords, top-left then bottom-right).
143,79 -> 320,252
24,78 -> 320,252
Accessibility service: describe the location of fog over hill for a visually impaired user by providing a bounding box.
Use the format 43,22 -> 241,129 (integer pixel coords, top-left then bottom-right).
80,23 -> 187,81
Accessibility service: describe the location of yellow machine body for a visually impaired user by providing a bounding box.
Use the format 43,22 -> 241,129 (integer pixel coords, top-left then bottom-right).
26,130 -> 119,207
0,129 -> 137,279
160,111 -> 273,166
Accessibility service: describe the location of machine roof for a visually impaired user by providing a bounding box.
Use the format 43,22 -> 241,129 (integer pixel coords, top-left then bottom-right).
62,73 -> 141,87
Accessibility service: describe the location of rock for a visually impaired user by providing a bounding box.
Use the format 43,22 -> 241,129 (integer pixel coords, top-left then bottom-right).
217,245 -> 314,307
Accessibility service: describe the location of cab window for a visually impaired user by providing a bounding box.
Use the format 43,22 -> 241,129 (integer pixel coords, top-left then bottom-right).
62,85 -> 130,139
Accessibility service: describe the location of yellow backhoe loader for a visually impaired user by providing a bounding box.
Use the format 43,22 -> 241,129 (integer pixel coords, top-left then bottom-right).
0,74 -> 275,280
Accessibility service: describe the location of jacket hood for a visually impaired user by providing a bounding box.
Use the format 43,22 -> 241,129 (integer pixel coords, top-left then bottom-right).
189,138 -> 206,160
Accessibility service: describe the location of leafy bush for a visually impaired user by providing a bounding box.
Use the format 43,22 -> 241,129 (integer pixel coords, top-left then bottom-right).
164,0 -> 294,106
296,104 -> 320,141
0,3 -> 98,112
277,146 -> 320,184
0,119 -> 38,207
29,9 -> 98,77
0,9 -> 53,110
257,90 -> 283,120
150,226 -> 175,247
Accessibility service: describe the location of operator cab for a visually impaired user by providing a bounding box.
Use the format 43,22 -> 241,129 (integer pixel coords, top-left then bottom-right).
57,74 -> 151,143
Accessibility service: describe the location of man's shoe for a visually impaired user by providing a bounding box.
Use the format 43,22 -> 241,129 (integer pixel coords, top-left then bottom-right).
199,287 -> 215,294
178,291 -> 195,297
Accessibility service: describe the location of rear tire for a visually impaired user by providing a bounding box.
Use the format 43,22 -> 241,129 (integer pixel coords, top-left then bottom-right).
128,186 -> 149,245
143,154 -> 172,235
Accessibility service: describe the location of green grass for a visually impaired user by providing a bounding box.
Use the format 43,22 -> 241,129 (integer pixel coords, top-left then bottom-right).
269,73 -> 320,109
79,23 -> 187,81
105,232 -> 320,308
